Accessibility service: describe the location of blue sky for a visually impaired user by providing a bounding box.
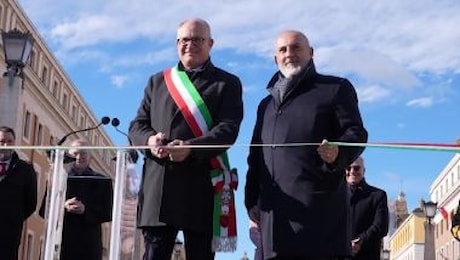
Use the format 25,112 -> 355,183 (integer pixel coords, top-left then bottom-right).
18,0 -> 460,258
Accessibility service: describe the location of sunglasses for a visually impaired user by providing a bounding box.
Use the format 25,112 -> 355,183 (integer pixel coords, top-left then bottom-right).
346,165 -> 361,171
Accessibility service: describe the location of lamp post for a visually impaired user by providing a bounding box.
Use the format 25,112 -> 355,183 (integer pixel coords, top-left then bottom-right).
0,28 -> 33,129
423,200 -> 437,260
1,28 -> 34,87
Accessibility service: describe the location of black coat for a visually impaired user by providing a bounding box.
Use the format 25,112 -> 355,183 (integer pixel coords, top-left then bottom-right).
245,61 -> 368,258
129,61 -> 243,233
60,168 -> 113,260
349,180 -> 389,260
0,152 -> 37,259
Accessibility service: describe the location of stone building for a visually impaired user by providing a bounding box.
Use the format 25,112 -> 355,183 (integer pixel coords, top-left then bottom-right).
0,0 -> 116,259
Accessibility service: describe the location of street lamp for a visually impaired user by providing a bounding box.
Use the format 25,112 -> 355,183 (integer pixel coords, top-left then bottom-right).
1,28 -> 34,87
423,200 -> 437,260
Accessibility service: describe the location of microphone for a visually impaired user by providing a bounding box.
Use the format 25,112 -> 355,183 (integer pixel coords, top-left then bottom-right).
111,117 -> 139,163
57,116 -> 111,145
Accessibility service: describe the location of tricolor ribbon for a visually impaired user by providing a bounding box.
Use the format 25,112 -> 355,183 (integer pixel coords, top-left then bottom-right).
163,66 -> 237,252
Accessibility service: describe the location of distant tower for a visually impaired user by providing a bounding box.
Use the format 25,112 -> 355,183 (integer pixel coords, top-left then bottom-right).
395,191 -> 409,227
387,199 -> 397,235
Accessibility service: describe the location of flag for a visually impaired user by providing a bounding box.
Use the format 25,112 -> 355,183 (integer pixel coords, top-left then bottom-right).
439,207 -> 449,220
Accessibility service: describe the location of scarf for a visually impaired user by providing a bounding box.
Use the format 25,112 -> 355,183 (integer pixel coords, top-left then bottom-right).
163,65 -> 237,251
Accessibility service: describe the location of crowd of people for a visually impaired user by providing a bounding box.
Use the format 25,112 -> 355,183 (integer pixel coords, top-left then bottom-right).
5,16 -> 460,260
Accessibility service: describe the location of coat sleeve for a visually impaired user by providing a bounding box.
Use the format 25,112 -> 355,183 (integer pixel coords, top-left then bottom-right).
129,76 -> 158,159
24,163 -> 38,219
245,100 -> 269,216
357,190 -> 389,244
328,79 -> 368,171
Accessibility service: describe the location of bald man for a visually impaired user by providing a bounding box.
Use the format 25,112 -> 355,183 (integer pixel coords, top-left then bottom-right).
129,18 -> 243,260
245,30 -> 368,259
60,139 -> 113,260
346,157 -> 389,260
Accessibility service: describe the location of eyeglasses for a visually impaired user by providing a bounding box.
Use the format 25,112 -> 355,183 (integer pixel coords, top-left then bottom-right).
346,165 -> 361,171
177,37 -> 207,46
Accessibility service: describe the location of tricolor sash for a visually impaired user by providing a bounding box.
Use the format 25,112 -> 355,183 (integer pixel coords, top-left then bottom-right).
163,65 -> 237,252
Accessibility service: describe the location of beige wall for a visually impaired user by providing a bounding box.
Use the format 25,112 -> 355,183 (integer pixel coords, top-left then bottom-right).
1,0 -> 116,259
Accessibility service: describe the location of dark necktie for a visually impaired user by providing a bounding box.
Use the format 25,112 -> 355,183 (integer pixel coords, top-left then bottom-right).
0,162 -> 7,177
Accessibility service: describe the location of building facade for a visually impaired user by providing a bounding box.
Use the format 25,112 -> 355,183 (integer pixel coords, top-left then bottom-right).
430,153 -> 460,260
0,0 -> 116,259
388,209 -> 425,260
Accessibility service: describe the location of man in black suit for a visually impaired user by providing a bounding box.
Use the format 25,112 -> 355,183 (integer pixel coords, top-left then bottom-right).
129,18 -> 243,260
59,139 -> 113,260
347,156 -> 389,260
245,30 -> 367,259
0,126 -> 37,260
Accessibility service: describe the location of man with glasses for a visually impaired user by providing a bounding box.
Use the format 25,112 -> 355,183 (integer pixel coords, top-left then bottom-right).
346,156 -> 389,260
129,18 -> 243,260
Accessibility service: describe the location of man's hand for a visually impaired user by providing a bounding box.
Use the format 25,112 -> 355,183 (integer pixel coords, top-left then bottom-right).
165,140 -> 191,162
148,133 -> 168,159
317,139 -> 338,164
351,237 -> 362,255
64,197 -> 85,214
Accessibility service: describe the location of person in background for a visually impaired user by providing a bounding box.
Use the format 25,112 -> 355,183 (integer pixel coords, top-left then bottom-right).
346,156 -> 389,260
245,30 -> 368,259
451,201 -> 460,241
129,18 -> 243,260
59,138 -> 113,260
0,126 -> 37,260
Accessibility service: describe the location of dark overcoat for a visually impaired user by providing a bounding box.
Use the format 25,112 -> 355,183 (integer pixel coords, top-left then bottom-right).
0,152 -> 37,260
349,180 -> 389,260
129,61 -> 243,233
60,169 -> 113,260
245,61 -> 368,258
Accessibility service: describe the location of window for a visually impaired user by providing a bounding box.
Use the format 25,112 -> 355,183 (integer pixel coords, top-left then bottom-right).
71,105 -> 77,121
23,111 -> 31,139
41,66 -> 48,85
0,5 -> 4,29
52,81 -> 59,98
36,123 -> 43,145
80,115 -> 85,128
62,93 -> 68,110
28,50 -> 35,69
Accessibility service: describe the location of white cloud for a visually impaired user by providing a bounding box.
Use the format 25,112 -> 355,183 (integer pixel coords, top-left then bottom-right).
17,0 -> 460,99
406,97 -> 433,108
356,85 -> 391,103
110,75 -> 128,88
317,48 -> 421,90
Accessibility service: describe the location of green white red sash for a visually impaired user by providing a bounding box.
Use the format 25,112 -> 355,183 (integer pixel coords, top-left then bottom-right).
163,65 -> 237,252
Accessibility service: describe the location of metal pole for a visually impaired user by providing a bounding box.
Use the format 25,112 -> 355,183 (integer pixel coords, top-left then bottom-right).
43,150 -> 66,260
424,219 -> 435,260
109,150 -> 127,260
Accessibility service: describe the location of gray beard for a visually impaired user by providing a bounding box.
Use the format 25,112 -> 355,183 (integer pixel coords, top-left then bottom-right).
280,64 -> 303,78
